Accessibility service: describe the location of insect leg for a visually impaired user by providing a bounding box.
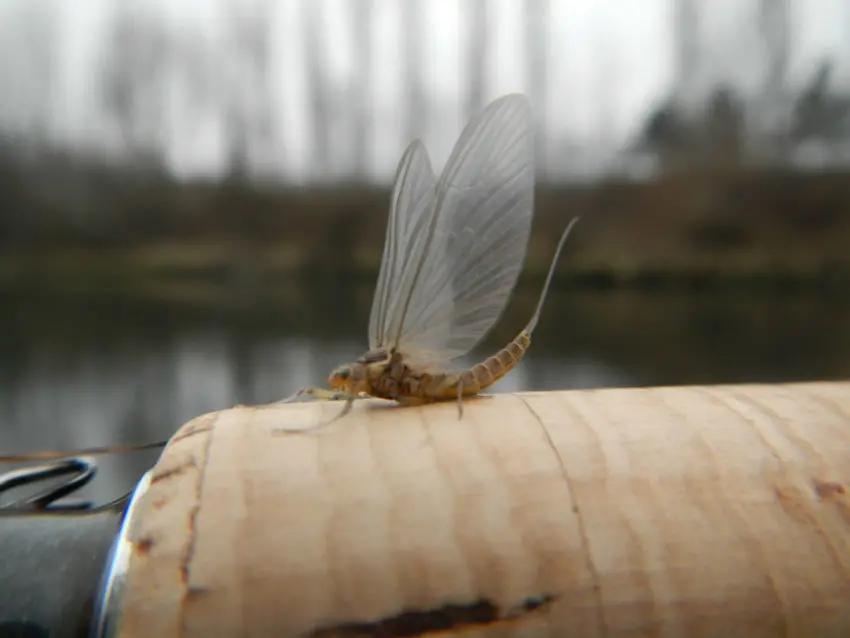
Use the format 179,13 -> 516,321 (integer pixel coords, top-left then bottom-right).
277,388 -> 322,403
337,396 -> 357,420
277,388 -> 369,404
273,391 -> 361,436
456,379 -> 464,420
308,397 -> 356,431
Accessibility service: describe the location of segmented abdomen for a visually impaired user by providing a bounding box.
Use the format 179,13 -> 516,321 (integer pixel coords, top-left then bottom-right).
400,330 -> 532,402
460,329 -> 531,393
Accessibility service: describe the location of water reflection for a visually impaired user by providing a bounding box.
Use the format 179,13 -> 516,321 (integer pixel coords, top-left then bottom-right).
1,283 -> 849,505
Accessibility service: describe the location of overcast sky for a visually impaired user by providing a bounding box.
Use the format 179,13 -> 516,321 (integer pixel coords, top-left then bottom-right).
1,0 -> 849,181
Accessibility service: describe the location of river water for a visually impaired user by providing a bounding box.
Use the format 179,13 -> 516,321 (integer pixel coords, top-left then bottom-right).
2,282 -> 849,505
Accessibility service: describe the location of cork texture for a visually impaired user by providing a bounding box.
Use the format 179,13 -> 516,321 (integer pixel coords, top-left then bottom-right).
117,382 -> 850,638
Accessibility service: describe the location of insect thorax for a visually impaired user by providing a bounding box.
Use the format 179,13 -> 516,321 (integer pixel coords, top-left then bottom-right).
356,348 -> 392,365
362,349 -> 415,400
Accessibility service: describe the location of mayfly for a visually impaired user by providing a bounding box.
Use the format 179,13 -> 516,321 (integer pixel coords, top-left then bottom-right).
282,93 -> 580,427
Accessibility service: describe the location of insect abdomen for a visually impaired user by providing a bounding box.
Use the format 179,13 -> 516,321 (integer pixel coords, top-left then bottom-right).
423,331 -> 532,400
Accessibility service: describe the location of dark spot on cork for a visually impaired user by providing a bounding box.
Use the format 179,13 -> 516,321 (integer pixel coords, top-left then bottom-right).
814,480 -> 845,500
513,594 -> 557,615
774,486 -> 791,501
309,593 -> 556,637
185,586 -> 213,600
135,536 -> 155,555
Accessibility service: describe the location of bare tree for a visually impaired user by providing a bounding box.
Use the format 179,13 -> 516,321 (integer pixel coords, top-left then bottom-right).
792,59 -> 850,151
0,1 -> 57,146
304,0 -> 332,178
524,0 -> 548,175
401,0 -> 427,142
593,13 -> 617,150
221,0 -> 276,182
351,0 -> 375,178
100,8 -> 172,164
705,84 -> 744,165
756,0 -> 791,161
635,100 -> 692,168
466,0 -> 489,120
674,0 -> 700,108
759,0 -> 790,104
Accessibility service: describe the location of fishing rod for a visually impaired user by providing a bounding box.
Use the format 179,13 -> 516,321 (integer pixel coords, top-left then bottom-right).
0,449 -> 160,637
0,439 -> 169,463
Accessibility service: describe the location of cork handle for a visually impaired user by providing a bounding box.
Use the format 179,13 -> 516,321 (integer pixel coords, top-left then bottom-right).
117,382 -> 850,638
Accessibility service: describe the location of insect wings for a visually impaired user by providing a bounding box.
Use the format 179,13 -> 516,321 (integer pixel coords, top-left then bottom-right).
367,93 -> 536,371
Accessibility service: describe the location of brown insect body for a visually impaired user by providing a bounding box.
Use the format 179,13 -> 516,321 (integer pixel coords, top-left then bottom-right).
339,330 -> 532,406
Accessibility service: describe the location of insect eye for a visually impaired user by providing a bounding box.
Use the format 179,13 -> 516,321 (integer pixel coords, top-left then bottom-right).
334,367 -> 350,380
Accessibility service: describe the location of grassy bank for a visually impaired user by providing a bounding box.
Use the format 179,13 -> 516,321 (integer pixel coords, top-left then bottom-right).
2,165 -> 850,292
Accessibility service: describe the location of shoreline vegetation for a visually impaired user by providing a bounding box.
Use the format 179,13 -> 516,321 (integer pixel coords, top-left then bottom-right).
2,165 -> 850,295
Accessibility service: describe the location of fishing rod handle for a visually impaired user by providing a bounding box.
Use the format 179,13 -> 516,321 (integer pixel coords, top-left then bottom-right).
109,382 -> 850,638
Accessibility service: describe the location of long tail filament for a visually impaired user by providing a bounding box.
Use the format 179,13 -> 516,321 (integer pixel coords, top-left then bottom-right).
524,216 -> 581,334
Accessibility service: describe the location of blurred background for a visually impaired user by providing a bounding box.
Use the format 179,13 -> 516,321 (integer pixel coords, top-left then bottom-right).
2,0 -> 850,504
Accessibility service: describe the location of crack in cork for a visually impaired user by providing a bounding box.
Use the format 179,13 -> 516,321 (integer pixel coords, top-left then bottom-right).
178,412 -> 218,636
515,394 -> 607,636
150,458 -> 198,485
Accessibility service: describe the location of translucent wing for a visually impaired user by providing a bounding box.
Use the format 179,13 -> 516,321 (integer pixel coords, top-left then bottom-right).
368,94 -> 535,368
367,140 -> 446,353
